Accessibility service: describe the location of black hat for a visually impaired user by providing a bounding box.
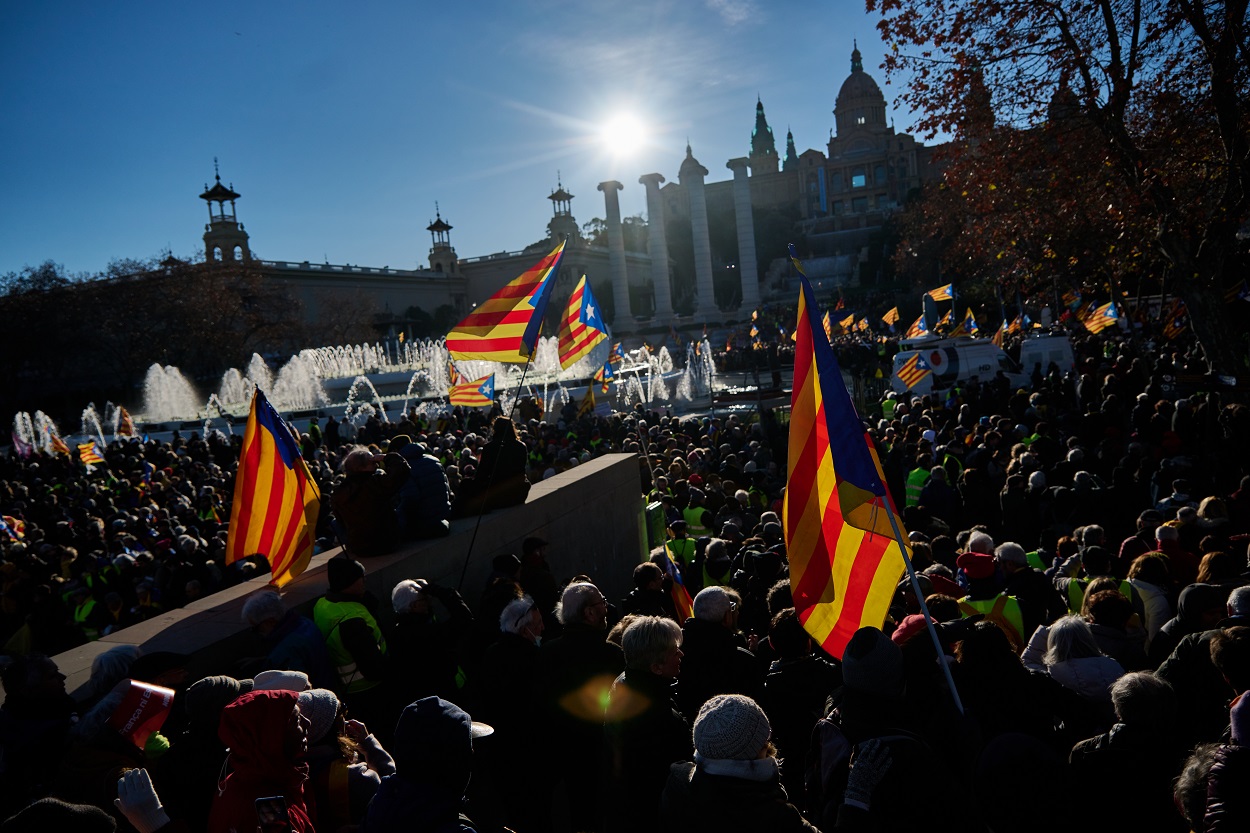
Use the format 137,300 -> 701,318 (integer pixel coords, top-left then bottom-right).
522,537 -> 548,555
327,556 -> 366,592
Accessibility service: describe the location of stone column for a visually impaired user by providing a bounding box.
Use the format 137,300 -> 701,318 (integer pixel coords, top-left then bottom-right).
597,180 -> 631,327
639,173 -> 673,321
679,147 -> 716,320
727,157 -> 760,314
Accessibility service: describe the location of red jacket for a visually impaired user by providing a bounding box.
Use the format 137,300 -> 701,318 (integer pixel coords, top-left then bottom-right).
209,690 -> 316,833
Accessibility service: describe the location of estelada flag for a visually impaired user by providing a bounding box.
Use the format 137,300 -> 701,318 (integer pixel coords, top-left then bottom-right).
448,359 -> 464,386
609,342 -> 625,365
446,241 -> 565,362
927,283 -> 954,302
839,313 -> 856,330
225,389 -> 321,587
882,307 -> 900,326
593,361 -> 615,393
660,544 -> 694,621
118,407 -> 136,437
896,353 -> 933,390
78,440 -> 105,466
1162,299 -> 1188,340
558,276 -> 610,369
785,256 -> 909,658
449,374 -> 495,407
905,315 -> 928,338
108,680 -> 176,748
1085,301 -> 1119,334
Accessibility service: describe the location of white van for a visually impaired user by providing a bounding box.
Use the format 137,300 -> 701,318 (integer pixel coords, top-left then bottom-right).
1018,333 -> 1076,378
891,336 -> 1029,395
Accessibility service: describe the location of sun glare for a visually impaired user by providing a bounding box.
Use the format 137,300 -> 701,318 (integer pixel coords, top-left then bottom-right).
601,113 -> 647,157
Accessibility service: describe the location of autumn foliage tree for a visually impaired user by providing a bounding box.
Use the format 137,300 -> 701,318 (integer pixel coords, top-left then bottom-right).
870,0 -> 1249,373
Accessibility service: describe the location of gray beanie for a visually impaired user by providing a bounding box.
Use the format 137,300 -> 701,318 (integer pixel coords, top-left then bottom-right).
297,688 -> 342,743
693,694 -> 771,760
842,626 -> 905,700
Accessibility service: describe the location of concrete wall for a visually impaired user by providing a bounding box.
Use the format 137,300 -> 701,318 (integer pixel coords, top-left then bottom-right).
38,453 -> 647,703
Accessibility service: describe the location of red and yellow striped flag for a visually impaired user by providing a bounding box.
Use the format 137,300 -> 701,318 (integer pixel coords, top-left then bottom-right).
905,315 -> 929,338
225,390 -> 321,587
882,307 -> 900,326
118,407 -> 136,437
78,440 -> 105,466
785,259 -> 909,659
449,374 -> 495,407
557,276 -> 609,369
445,241 -> 565,362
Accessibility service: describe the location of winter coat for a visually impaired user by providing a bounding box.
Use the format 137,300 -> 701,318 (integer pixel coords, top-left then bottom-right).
602,668 -> 692,833
209,690 -> 314,833
395,447 -> 452,536
1129,578 -> 1172,646
760,654 -> 842,805
660,759 -> 820,833
1068,723 -> 1188,833
1205,743 -> 1250,832
676,618 -> 764,721
332,453 -> 409,556
386,585 -> 473,704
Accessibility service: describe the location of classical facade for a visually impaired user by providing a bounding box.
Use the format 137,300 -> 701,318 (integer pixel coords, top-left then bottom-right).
458,45 -> 942,329
197,167 -> 468,327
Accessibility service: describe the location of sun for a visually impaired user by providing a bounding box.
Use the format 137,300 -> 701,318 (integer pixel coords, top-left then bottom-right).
601,113 -> 648,157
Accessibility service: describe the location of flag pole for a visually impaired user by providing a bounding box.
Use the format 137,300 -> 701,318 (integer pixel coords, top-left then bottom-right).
878,499 -> 965,716
455,346 -> 539,592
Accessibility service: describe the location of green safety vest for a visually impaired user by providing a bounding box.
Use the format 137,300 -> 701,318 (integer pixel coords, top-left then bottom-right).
959,593 -> 1025,650
683,506 -> 710,536
313,597 -> 388,694
1026,550 -> 1046,570
74,598 -> 100,641
666,538 -> 697,570
905,468 -> 929,508
882,399 -> 896,420
1066,578 -> 1134,614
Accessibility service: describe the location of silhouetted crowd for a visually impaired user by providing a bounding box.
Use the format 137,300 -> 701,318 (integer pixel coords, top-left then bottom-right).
2,325 -> 1250,832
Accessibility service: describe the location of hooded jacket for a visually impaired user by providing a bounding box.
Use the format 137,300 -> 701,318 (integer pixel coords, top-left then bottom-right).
209,690 -> 314,833
363,697 -> 475,833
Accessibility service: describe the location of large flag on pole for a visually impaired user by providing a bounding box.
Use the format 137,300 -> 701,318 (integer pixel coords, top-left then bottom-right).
904,315 -> 929,339
445,241 -> 566,362
926,283 -> 955,302
593,360 -> 615,393
225,389 -> 321,587
785,246 -> 909,658
449,374 -> 496,407
558,275 -> 610,369
1085,301 -> 1119,333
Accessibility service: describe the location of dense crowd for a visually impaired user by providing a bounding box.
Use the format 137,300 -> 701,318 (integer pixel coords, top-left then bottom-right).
1,324 -> 1248,832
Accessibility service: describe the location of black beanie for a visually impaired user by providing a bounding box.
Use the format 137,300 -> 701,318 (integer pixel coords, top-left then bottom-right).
327,556 -> 366,592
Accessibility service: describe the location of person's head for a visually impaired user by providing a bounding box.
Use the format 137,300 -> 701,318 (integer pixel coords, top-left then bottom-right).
692,694 -> 772,761
1109,672 -> 1176,726
1086,589 -> 1134,629
491,416 -> 519,442
632,561 -> 664,592
1044,615 -> 1103,666
1127,552 -> 1171,587
0,654 -> 67,703
692,586 -> 740,629
241,590 -> 287,636
1137,509 -> 1163,531
296,688 -> 342,745
1174,743 -> 1223,832
1211,626 -> 1250,693
500,595 -> 544,644
954,620 -> 1021,673
768,608 -> 811,659
327,555 -> 366,596
1080,525 -> 1105,548
967,530 -> 995,555
0,798 -> 117,832
342,448 -> 380,475
994,542 -> 1028,574
1228,585 -> 1250,618
1198,551 -> 1240,584
391,578 -> 431,615
842,626 -> 906,701
622,616 -> 683,678
556,582 -> 609,629
1081,546 -> 1113,577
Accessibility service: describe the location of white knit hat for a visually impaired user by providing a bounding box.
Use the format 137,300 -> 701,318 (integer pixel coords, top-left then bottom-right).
693,694 -> 771,760
297,688 -> 341,743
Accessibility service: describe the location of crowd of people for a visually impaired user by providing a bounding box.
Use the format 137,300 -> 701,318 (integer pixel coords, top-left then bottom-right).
0,321 -> 1248,832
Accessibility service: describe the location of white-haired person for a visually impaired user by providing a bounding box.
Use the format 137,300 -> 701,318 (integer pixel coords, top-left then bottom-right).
661,694 -> 892,832
602,616 -> 691,833
240,589 -> 338,692
1022,614 -> 1125,737
385,578 -> 473,705
677,586 -> 764,721
472,595 -> 545,833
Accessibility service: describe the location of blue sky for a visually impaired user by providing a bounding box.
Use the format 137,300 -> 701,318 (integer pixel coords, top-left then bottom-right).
1,1 -> 925,278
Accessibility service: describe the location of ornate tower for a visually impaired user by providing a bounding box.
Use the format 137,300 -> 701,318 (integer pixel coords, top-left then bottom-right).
200,159 -> 250,262
748,97 -> 779,175
546,175 -> 580,243
833,41 -> 888,139
784,127 -> 799,171
426,204 -> 458,274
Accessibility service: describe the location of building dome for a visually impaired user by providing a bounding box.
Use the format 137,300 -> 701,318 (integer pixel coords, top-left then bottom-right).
834,44 -> 888,135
